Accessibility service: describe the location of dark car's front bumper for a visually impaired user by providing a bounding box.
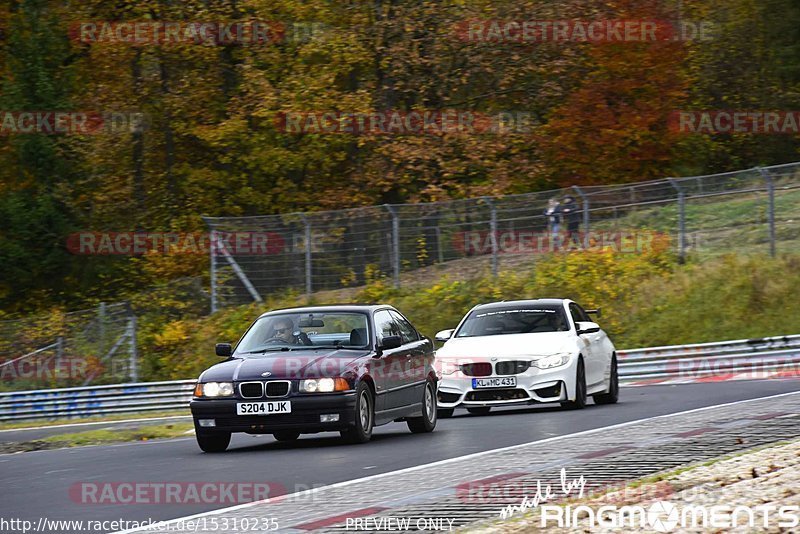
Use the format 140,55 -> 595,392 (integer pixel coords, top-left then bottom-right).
190,393 -> 358,434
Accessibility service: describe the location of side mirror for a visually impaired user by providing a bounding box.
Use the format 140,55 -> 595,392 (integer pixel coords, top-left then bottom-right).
215,343 -> 232,357
576,322 -> 601,335
434,329 -> 455,342
378,335 -> 403,351
586,308 -> 602,318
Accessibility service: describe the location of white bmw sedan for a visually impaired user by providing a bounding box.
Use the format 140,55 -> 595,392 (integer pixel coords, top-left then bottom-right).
434,299 -> 618,417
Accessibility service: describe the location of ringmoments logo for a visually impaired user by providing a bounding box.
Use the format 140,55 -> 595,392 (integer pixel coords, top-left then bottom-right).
538,502 -> 800,531
494,469 -> 800,531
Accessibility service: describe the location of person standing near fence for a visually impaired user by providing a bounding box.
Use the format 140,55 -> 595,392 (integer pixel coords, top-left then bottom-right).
560,195 -> 582,247
544,198 -> 562,250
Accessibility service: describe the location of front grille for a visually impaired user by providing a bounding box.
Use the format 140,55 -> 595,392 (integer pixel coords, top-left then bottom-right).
466,389 -> 528,402
495,360 -> 530,375
265,381 -> 290,397
239,382 -> 263,399
461,362 -> 493,377
437,391 -> 460,403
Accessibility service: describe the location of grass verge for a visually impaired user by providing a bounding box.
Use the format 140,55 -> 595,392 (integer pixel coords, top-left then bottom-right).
0,421 -> 194,453
0,409 -> 190,431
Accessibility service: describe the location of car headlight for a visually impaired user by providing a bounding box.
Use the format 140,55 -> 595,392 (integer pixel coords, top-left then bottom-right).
532,354 -> 571,370
300,378 -> 349,393
194,382 -> 234,397
437,360 -> 460,375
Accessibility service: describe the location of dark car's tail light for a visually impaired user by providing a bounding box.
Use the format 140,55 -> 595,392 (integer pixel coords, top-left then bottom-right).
265,381 -> 290,397
461,362 -> 493,376
495,360 -> 530,375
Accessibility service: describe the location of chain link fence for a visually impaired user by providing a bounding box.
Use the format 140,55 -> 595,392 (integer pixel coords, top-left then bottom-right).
0,302 -> 137,392
204,162 -> 800,310
5,162 -> 800,393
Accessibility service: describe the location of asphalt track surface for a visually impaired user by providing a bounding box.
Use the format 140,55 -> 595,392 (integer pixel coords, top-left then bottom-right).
1,379 -> 798,532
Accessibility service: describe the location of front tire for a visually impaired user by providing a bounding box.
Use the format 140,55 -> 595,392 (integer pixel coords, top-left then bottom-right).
593,355 -> 619,405
467,407 -> 491,415
407,379 -> 437,433
196,431 -> 231,453
341,381 -> 375,444
561,358 -> 587,410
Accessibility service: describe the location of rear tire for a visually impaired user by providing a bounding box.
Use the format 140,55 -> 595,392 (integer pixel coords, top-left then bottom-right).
341,382 -> 374,444
467,407 -> 491,415
437,408 -> 454,418
273,431 -> 300,442
593,355 -> 619,405
561,358 -> 587,410
196,431 -> 231,453
407,379 -> 437,433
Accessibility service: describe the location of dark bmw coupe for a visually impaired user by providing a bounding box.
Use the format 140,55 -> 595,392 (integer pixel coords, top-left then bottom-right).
191,305 -> 437,452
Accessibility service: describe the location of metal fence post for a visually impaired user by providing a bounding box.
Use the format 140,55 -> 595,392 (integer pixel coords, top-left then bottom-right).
758,167 -> 776,257
572,186 -> 590,248
127,309 -> 138,382
98,301 -> 106,350
301,215 -> 313,299
668,178 -> 686,263
209,229 -> 218,313
55,336 -> 64,379
384,205 -> 400,288
483,197 -> 498,276
216,232 -> 263,304
435,223 -> 444,264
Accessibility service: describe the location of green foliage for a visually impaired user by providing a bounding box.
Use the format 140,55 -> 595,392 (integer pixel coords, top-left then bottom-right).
145,251 -> 800,381
3,0 -> 800,319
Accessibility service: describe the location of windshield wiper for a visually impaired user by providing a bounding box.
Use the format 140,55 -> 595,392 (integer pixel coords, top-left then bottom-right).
241,347 -> 291,354
305,345 -> 364,350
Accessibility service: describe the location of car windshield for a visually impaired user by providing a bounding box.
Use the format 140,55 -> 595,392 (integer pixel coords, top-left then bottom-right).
234,312 -> 370,355
455,305 -> 569,337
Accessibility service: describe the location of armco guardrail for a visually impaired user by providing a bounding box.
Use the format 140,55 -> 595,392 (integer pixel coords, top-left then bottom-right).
0,380 -> 196,422
618,334 -> 800,383
1,334 -> 799,422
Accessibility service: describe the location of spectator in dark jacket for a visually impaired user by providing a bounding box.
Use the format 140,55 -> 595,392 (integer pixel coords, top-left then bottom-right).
560,195 -> 582,247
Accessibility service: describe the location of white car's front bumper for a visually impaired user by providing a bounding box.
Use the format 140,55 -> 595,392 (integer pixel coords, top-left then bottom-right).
436,362 -> 576,408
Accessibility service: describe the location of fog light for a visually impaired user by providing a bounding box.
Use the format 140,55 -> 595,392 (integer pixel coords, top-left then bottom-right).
320,414 -> 339,423
198,419 -> 216,427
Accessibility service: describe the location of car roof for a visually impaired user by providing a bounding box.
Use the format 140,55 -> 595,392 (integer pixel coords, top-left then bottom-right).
257,304 -> 395,319
471,299 -> 570,310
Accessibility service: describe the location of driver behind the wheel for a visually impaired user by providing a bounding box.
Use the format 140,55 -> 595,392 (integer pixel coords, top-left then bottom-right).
272,318 -> 296,344
269,318 -> 312,345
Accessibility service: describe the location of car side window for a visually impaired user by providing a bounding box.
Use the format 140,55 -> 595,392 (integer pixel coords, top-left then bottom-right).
575,304 -> 591,322
568,303 -> 584,328
374,310 -> 400,342
389,311 -> 419,344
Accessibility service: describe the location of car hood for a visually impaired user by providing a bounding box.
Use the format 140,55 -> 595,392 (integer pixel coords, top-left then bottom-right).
436,332 -> 578,359
199,349 -> 371,381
